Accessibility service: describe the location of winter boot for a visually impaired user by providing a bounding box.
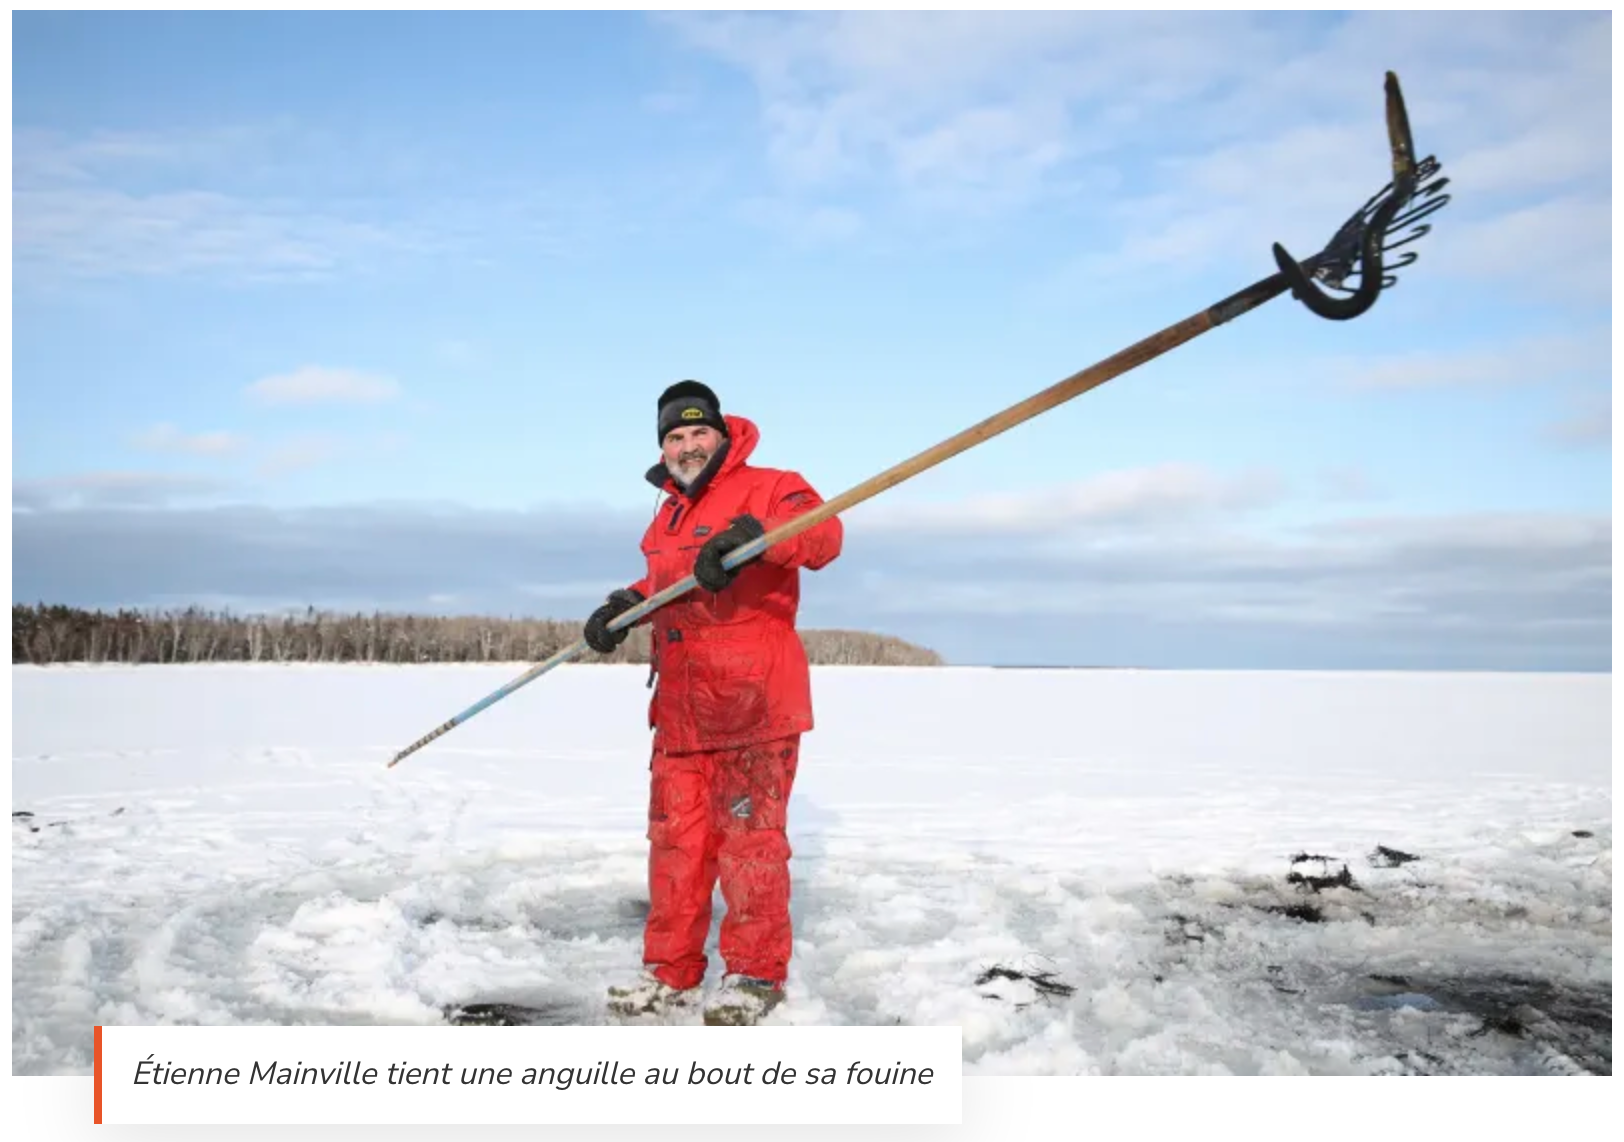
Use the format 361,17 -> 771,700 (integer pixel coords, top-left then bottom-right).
606,971 -> 698,1019
702,974 -> 785,1026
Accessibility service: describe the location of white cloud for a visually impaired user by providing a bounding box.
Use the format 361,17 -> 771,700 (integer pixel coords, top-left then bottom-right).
1335,332 -> 1607,392
11,125 -> 275,188
1448,119 -> 1607,198
8,123 -> 509,285
434,340 -> 483,370
1304,510 -> 1609,555
12,472 -> 231,512
256,433 -> 343,477
131,423 -> 244,455
1543,396 -> 1611,449
11,493 -> 1606,669
245,366 -> 401,406
739,197 -> 864,245
248,430 -> 409,477
668,11 -> 1609,304
642,90 -> 698,116
663,11 -> 1285,209
1317,466 -> 1384,503
13,183 -> 426,284
859,462 -> 1284,534
835,505 -> 1609,660
1431,194 -> 1612,304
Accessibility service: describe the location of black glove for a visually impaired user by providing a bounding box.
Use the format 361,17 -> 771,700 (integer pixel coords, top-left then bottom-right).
694,514 -> 766,593
583,588 -> 644,654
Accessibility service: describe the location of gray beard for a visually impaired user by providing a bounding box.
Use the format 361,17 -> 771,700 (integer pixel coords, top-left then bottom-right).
666,457 -> 707,487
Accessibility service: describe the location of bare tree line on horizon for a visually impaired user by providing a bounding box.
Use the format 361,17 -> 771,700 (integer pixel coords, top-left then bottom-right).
11,603 -> 945,668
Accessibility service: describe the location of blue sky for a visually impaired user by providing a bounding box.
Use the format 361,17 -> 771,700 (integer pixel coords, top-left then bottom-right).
9,10 -> 1612,670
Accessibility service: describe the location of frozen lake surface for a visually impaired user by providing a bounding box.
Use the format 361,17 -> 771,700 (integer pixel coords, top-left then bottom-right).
11,664 -> 1611,1075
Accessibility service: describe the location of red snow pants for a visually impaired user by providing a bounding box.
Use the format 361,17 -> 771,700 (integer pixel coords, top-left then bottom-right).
643,735 -> 800,990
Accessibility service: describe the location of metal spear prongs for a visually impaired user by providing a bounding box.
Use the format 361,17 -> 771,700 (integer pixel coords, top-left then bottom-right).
1270,71 -> 1452,321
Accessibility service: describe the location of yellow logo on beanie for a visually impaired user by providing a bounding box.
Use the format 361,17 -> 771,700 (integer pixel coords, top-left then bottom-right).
681,407 -> 704,420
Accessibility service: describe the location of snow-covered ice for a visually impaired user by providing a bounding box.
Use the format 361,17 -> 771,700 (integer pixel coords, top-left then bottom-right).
11,664 -> 1611,1076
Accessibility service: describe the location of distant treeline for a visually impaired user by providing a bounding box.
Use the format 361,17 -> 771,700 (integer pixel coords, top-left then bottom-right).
12,604 -> 944,667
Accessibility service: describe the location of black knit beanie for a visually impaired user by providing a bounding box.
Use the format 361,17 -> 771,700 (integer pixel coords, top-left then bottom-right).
657,380 -> 727,441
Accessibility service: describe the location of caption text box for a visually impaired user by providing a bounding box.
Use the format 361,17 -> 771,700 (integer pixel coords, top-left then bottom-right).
98,1023 -> 962,1125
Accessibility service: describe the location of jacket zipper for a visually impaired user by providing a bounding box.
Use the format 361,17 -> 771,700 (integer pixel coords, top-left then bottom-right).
650,495 -> 687,689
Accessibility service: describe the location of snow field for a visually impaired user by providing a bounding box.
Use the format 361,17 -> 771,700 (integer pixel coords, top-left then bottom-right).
11,664 -> 1611,1075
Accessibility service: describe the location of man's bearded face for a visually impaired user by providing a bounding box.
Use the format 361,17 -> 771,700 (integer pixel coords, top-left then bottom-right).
662,425 -> 721,486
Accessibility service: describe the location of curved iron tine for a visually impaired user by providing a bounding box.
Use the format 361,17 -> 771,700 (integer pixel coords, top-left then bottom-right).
1383,250 -> 1420,271
1271,71 -> 1438,322
1351,184 -> 1390,219
1389,203 -> 1448,233
1388,195 -> 1449,232
1416,189 -> 1450,210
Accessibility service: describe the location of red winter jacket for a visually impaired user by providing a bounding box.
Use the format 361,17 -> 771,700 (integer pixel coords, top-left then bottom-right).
626,414 -> 843,755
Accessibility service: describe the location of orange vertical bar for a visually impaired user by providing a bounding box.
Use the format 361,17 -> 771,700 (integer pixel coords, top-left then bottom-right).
93,1025 -> 102,1124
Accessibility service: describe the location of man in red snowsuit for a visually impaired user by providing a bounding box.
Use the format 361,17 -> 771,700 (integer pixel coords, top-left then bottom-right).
583,380 -> 843,1026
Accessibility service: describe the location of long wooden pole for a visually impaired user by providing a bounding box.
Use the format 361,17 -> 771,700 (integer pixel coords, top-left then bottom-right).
731,275 -> 1290,554
385,271 -> 1290,768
